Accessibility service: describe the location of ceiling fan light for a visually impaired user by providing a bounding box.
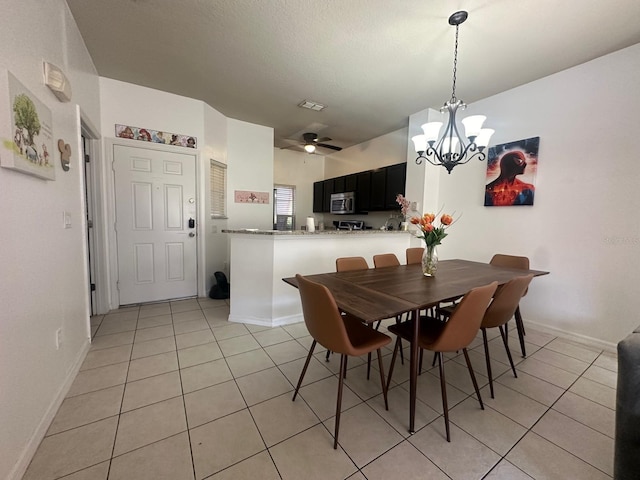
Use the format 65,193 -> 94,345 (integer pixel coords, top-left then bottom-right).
412,134 -> 427,153
461,115 -> 486,139
421,122 -> 443,143
304,144 -> 316,153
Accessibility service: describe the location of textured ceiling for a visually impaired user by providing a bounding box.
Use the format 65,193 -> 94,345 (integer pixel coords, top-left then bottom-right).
66,0 -> 640,152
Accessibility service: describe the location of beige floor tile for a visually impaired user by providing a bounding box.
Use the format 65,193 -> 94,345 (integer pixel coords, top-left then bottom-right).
282,322 -> 310,339
180,358 -> 233,393
553,391 -> 615,438
131,336 -> 176,360
134,324 -> 175,343
109,432 -> 194,480
184,380 -> 246,428
22,417 -> 117,480
209,451 -> 280,480
90,324 -> 99,338
127,351 -> 179,382
213,322 -> 249,341
90,331 -> 135,351
121,371 -> 182,412
406,370 -> 468,414
138,303 -> 171,318
516,357 -> 580,389
245,323 -> 271,333
409,421 -> 501,480
113,396 -> 187,456
90,315 -> 104,327
361,441 -> 449,480
299,376 -> 362,421
136,314 -> 172,329
172,309 -> 205,323
517,328 -> 556,348
95,318 -> 137,336
479,382 -> 548,428
264,339 -> 309,365
316,351 -> 366,375
178,342 -> 223,368
269,425 -> 358,480
250,392 -> 319,447
175,329 -> 215,350
59,461 -> 110,479
507,432 -> 611,480
593,351 -> 617,372
529,347 -> 591,375
298,334 -> 328,352
80,344 -> 132,371
532,409 -> 614,475
449,396 -> 527,455
582,364 -> 617,389
367,385 -> 440,437
170,298 -> 201,314
436,357 -> 489,395
495,371 -> 564,406
544,337 -> 601,363
236,366 -> 293,406
451,347 -> 513,379
346,472 -> 367,480
324,402 -> 404,467
278,355 -> 334,387
484,460 -> 533,479
190,409 -> 265,480
481,336 -> 538,364
252,327 -> 294,347
203,306 -> 230,325
48,385 -> 123,435
103,310 -> 139,322
343,363 -> 387,402
225,348 -> 276,378
569,377 -> 616,409
67,362 -> 128,397
173,318 -> 209,335
217,334 -> 261,356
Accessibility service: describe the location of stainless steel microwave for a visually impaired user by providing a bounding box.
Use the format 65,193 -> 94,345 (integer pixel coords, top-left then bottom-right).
330,192 -> 355,214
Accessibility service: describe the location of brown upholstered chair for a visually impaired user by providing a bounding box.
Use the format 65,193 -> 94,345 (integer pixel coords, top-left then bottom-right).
335,256 -> 369,272
292,274 -> 391,449
406,247 -> 424,265
480,274 -> 534,398
373,253 -> 401,268
386,281 -> 498,442
490,254 -> 530,357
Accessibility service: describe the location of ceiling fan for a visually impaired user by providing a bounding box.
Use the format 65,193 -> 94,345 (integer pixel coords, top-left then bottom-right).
294,132 -> 343,154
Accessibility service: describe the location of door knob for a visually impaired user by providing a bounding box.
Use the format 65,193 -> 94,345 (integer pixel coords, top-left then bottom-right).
189,232 -> 195,237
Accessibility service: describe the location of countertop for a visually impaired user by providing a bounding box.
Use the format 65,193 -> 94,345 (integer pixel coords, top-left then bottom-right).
222,229 -> 412,236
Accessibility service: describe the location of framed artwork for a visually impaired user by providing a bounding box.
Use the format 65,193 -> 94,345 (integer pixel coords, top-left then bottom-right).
234,190 -> 270,204
115,124 -> 197,149
484,136 -> 540,207
0,69 -> 55,180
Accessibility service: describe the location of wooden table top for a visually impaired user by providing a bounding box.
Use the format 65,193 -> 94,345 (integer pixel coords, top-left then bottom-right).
283,259 -> 548,323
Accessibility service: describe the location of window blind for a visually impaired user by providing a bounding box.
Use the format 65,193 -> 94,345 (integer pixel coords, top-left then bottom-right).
273,185 -> 295,230
210,159 -> 227,218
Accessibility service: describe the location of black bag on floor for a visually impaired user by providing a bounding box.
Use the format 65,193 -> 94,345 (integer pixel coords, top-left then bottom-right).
209,271 -> 230,299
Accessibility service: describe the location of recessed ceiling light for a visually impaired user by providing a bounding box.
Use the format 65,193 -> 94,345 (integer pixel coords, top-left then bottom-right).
298,100 -> 325,111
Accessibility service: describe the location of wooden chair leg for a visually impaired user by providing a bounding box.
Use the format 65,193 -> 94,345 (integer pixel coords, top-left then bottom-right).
396,315 -> 405,365
436,352 -> 451,442
325,349 -> 331,362
463,348 -> 484,410
334,354 -> 347,449
514,305 -> 527,357
293,340 -> 316,401
376,348 -> 389,410
481,328 -> 494,399
386,337 -> 401,389
499,325 -> 518,378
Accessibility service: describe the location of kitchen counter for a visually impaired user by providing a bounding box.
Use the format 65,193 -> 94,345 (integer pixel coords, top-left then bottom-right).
222,228 -> 411,235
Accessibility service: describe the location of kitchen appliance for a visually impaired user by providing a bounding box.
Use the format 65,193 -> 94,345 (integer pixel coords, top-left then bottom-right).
330,192 -> 355,214
336,220 -> 364,231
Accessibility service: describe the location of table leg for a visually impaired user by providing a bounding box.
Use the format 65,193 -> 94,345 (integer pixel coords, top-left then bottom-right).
409,308 -> 419,434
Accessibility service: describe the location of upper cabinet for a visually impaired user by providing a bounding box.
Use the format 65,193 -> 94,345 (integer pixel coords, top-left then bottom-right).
312,162 -> 406,213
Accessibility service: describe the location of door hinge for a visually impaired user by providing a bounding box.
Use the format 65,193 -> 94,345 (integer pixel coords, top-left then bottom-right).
85,154 -> 90,163
88,219 -> 93,228
90,283 -> 96,291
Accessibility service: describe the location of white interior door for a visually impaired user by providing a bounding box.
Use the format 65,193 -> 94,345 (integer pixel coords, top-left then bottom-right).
114,144 -> 197,305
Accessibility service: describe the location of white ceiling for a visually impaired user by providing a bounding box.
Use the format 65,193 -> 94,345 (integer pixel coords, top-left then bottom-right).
66,0 -> 640,152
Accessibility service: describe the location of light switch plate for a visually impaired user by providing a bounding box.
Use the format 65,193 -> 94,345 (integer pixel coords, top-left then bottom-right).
63,211 -> 71,229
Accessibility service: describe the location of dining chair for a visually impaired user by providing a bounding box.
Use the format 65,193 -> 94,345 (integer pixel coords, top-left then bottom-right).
490,254 -> 530,357
406,247 -> 424,265
292,274 -> 391,449
386,281 -> 498,442
480,274 -> 534,398
373,253 -> 401,268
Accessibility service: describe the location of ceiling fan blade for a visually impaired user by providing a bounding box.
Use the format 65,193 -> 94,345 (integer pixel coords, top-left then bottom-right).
316,143 -> 342,151
316,136 -> 332,143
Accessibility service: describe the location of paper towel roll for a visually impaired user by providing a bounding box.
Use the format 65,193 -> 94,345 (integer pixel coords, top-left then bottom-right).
306,217 -> 315,232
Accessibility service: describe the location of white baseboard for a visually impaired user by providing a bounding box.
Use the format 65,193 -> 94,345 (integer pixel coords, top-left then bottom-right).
9,339 -> 91,480
526,320 -> 617,353
228,313 -> 303,328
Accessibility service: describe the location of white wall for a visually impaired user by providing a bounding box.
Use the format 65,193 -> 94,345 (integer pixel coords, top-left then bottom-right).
0,2 -> 101,478
408,42 -> 640,347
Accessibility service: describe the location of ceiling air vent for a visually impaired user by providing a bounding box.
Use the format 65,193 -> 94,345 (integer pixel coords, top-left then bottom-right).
298,100 -> 325,111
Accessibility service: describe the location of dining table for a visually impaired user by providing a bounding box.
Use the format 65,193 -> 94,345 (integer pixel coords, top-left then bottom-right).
283,258 -> 549,433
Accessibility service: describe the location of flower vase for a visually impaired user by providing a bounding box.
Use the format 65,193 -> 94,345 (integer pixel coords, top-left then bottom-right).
422,245 -> 438,277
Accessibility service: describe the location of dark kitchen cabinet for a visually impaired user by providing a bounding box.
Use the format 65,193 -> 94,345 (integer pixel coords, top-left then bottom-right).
333,176 -> 345,194
356,171 -> 370,212
384,162 -> 407,209
312,181 -> 324,213
322,178 -> 334,212
345,174 -> 357,193
370,168 -> 386,211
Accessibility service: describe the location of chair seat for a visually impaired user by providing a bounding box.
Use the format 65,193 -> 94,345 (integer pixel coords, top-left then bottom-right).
387,316 -> 448,350
341,315 -> 391,356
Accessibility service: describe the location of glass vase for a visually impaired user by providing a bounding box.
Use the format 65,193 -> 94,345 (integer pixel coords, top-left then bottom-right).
422,244 -> 438,277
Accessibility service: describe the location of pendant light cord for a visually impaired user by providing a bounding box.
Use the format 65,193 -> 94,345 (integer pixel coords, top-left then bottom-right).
451,24 -> 460,103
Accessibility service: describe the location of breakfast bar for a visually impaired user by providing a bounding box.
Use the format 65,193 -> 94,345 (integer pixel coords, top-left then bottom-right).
223,229 -> 416,327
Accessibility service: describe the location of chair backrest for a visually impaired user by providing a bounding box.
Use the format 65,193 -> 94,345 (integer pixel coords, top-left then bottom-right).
296,274 -> 355,355
373,253 -> 401,268
482,274 -> 534,329
336,256 -> 368,272
427,282 -> 498,352
406,247 -> 424,265
490,254 -> 530,296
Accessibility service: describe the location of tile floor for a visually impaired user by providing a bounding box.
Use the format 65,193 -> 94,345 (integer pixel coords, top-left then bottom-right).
23,297 -> 617,479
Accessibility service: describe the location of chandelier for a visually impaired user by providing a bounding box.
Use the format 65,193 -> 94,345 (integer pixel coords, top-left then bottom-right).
412,11 -> 494,174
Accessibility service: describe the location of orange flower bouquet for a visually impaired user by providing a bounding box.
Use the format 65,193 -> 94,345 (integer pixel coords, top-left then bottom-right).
410,212 -> 455,276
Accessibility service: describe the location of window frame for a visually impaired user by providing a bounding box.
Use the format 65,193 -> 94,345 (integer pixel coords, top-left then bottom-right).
210,159 -> 227,219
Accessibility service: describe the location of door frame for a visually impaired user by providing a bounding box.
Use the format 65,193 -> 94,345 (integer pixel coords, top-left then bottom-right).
103,138 -> 206,309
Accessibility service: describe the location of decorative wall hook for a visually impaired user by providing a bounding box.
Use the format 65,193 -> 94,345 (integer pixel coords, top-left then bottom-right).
58,139 -> 71,171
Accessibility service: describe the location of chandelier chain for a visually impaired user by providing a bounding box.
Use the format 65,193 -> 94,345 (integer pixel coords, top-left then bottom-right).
451,24 -> 460,102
